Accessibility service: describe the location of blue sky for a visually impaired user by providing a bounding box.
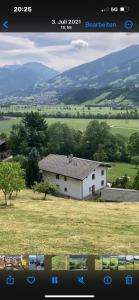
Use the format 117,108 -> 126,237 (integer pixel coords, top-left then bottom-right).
0,32 -> 138,71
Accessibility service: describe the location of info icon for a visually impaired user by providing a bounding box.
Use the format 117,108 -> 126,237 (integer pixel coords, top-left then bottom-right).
103,275 -> 112,285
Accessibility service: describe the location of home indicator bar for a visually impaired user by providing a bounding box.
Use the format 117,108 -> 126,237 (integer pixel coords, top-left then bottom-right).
44,296 -> 95,299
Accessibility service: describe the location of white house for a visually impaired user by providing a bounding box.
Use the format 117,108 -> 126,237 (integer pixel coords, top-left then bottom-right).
38,154 -> 110,200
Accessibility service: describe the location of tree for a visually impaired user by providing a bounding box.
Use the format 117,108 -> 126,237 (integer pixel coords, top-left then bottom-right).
13,154 -> 27,169
81,120 -> 111,160
131,156 -> 139,168
133,169 -> 139,190
0,162 -> 25,205
8,123 -> 27,156
81,121 -> 129,162
26,147 -> 40,187
22,112 -> 48,155
48,122 -> 77,155
128,133 -> 139,157
102,134 -> 121,162
9,112 -> 48,156
33,180 -> 59,200
114,134 -> 129,162
94,147 -> 108,161
72,129 -> 82,156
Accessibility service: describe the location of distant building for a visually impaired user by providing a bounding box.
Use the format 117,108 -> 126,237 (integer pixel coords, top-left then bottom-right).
0,140 -> 10,161
39,154 -> 110,200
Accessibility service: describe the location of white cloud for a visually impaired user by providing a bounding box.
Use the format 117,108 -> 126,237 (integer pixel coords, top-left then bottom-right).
71,39 -> 89,49
0,34 -> 34,49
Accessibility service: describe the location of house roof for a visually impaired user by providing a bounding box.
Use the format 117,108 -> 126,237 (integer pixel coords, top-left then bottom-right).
0,139 -> 6,146
39,154 -> 111,181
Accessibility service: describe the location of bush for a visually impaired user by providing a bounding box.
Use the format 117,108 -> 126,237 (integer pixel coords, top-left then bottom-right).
112,174 -> 129,189
33,180 -> 59,200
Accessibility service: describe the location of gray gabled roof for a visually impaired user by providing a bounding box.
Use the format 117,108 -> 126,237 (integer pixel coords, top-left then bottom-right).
0,139 -> 6,146
39,154 -> 110,181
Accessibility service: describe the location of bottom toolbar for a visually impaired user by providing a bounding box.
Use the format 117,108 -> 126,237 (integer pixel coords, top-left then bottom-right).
0,255 -> 138,299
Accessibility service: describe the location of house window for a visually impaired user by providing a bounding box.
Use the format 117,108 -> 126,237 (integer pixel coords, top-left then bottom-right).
64,187 -> 67,192
101,180 -> 104,186
40,171 -> 43,181
101,170 -> 104,176
64,176 -> 67,181
92,174 -> 95,180
56,174 -> 59,179
89,187 -> 92,192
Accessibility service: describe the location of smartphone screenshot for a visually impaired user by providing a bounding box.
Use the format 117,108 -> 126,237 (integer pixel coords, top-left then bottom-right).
0,1 -> 138,299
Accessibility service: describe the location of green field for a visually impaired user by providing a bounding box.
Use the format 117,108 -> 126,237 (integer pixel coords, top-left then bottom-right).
0,118 -> 20,132
0,104 -> 138,115
108,162 -> 137,183
47,118 -> 139,136
0,104 -> 138,136
0,117 -> 139,137
1,189 -> 139,254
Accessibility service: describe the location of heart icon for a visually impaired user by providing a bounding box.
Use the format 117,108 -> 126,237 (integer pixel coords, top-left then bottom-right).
26,276 -> 36,285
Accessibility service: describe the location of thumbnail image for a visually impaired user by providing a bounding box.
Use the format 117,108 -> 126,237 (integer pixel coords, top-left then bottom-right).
133,256 -> 139,270
52,255 -> 68,270
102,256 -> 111,270
118,256 -> 126,270
5,256 -> 23,271
109,256 -> 118,271
95,256 -> 102,270
126,255 -> 134,270
21,255 -> 29,270
0,256 -> 6,270
28,255 -> 45,270
0,255 -> 27,271
68,255 -> 89,270
95,255 -> 120,271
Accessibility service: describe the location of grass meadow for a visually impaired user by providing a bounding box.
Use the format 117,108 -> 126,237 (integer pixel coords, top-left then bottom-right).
0,117 -> 139,137
0,104 -> 138,136
0,105 -> 137,115
108,162 -> 137,183
0,189 -> 139,254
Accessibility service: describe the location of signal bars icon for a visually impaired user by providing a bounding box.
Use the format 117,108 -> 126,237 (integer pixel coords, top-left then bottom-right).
101,7 -> 109,12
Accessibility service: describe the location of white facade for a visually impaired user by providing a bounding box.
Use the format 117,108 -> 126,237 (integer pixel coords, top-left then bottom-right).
42,166 -> 107,200
82,166 -> 106,198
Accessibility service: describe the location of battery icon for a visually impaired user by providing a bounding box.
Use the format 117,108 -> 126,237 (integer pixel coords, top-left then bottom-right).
120,6 -> 130,12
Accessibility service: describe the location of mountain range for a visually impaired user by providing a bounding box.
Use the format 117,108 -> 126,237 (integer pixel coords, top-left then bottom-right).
0,45 -> 139,105
0,62 -> 59,96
